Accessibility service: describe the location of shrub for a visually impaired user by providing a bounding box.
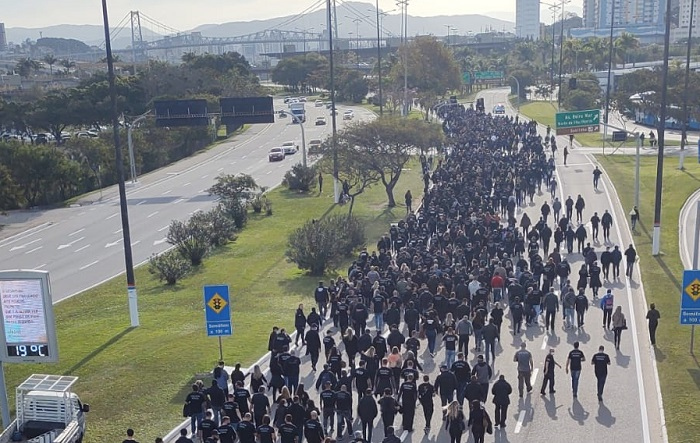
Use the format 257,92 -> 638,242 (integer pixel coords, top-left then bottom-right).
220,198 -> 248,229
167,217 -> 211,266
283,164 -> 318,192
286,215 -> 365,275
148,250 -> 192,285
200,206 -> 237,247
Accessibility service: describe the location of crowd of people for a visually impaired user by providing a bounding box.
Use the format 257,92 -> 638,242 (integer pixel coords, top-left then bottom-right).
176,104 -> 660,443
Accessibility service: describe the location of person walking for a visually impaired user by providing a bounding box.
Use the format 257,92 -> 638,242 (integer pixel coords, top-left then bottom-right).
601,210 -> 614,242
543,288 -> 559,333
629,206 -> 640,231
563,146 -> 569,166
540,348 -> 561,395
592,166 -> 602,191
566,342 -> 586,398
482,320 -> 499,365
434,365 -> 458,409
513,342 -> 533,398
467,400 -> 491,443
378,389 -> 399,436
294,304 -> 307,347
611,245 -> 623,280
456,314 -> 473,355
418,375 -> 435,434
397,373 -> 418,432
574,289 -> 589,329
575,195 -> 586,224
357,389 -> 377,442
592,345 -> 611,401
624,244 -> 637,279
442,327 -> 459,368
404,190 -> 413,214
471,355 -> 493,402
600,289 -> 614,330
611,307 -> 626,350
444,400 -> 466,443
646,303 -> 661,346
491,375 -> 512,429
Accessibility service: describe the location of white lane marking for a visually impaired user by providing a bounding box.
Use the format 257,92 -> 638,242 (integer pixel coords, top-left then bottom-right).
106,213 -> 119,220
10,238 -> 42,252
585,153 -> 653,443
26,246 -> 43,254
78,211 -> 86,216
35,263 -> 47,269
131,240 -> 141,247
114,228 -> 123,234
246,165 -> 254,170
514,410 -> 527,433
79,260 -> 99,270
173,198 -> 186,204
183,182 -> 191,187
199,189 -> 208,194
201,174 -> 208,179
74,244 -> 90,253
266,170 -> 272,175
229,161 -> 237,165
69,228 -> 85,237
217,167 -> 224,172
136,200 -> 146,205
147,211 -> 159,218
162,190 -> 172,195
105,239 -> 122,248
242,155 -> 248,159
57,236 -> 85,250
153,238 -> 168,246
0,222 -> 54,248
158,225 -> 169,232
541,335 -> 548,350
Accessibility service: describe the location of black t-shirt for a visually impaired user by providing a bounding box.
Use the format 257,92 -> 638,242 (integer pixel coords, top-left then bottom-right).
451,360 -> 471,382
568,349 -> 585,371
234,388 -> 251,412
200,419 -> 217,439
304,419 -> 324,442
592,352 -> 610,376
251,393 -> 269,415
256,424 -> 275,443
320,389 -> 336,409
222,401 -> 239,422
236,420 -> 256,443
335,390 -> 353,411
186,391 -> 207,414
217,424 -> 236,443
372,295 -> 386,313
279,423 -> 298,443
443,333 -> 457,351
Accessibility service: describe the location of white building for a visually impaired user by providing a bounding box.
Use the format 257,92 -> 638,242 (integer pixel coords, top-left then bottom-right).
674,0 -> 700,41
516,0 -> 541,40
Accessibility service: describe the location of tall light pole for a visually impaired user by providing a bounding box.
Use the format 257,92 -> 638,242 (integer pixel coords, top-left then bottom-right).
680,0 -> 696,170
557,0 -> 570,107
603,0 -> 617,147
652,0 -> 674,255
542,2 -> 561,103
327,0 -> 340,203
397,0 -> 409,116
375,1 -> 384,115
101,0 -> 139,327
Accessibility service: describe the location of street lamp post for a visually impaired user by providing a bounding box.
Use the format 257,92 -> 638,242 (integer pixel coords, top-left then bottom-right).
375,2 -> 384,115
652,0 -> 674,255
509,75 -> 521,111
396,0 -> 409,116
603,0 -> 617,148
327,0 -> 340,203
680,0 -> 696,170
542,2 -> 561,103
127,111 -> 149,183
557,0 -> 570,107
101,0 -> 139,327
288,113 -> 308,168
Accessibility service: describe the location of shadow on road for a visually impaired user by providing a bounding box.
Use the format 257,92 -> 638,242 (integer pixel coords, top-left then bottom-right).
595,402 -> 616,427
568,398 -> 590,424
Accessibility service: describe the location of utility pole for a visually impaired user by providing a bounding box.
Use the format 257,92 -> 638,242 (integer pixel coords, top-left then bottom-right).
604,0 -> 617,148
557,0 -> 570,107
328,0 -> 339,203
652,0 -> 674,255
376,0 -> 384,116
680,0 -> 695,170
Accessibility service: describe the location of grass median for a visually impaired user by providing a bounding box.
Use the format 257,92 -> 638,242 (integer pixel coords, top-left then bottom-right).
4,163 -> 424,443
597,155 -> 700,443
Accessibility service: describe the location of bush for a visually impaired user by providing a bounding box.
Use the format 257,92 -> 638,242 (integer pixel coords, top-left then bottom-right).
286,215 -> 365,275
148,250 -> 192,285
220,198 -> 248,229
167,217 -> 211,266
200,206 -> 237,247
283,164 -> 318,192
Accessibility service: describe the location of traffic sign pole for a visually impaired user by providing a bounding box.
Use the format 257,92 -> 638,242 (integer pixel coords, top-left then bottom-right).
692,201 -> 700,354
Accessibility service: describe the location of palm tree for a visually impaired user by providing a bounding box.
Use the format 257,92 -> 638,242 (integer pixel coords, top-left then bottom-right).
15,58 -> 42,78
59,59 -> 76,74
43,54 -> 58,76
614,32 -> 640,67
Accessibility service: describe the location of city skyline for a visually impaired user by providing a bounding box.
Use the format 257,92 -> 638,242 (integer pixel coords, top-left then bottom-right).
6,0 -> 579,30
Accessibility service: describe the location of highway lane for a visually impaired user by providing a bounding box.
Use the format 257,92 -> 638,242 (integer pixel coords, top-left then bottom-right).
162,93 -> 664,442
0,100 -> 373,302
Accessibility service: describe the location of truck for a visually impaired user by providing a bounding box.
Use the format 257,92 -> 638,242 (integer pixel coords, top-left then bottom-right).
0,375 -> 89,443
289,102 -> 306,123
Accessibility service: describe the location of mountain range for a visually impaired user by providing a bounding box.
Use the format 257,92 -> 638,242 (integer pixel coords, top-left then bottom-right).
6,1 -> 515,50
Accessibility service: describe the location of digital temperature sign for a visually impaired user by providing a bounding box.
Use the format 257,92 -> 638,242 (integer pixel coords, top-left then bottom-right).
0,270 -> 58,363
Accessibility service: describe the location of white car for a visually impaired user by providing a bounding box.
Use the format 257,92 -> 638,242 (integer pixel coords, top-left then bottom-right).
268,147 -> 285,162
281,141 -> 299,155
343,110 -> 354,120
493,104 -> 506,115
315,100 -> 324,107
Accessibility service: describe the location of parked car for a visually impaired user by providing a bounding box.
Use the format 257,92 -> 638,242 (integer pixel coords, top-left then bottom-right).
315,100 -> 324,107
315,116 -> 327,126
281,141 -> 299,155
343,110 -> 354,120
268,147 -> 285,161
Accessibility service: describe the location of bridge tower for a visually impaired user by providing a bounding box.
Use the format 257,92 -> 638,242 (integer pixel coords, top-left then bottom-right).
130,11 -> 147,70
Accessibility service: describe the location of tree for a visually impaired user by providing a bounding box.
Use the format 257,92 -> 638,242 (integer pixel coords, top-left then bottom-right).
28,91 -> 83,144
271,53 -> 328,92
167,216 -> 211,266
614,33 -> 640,66
0,163 -> 24,210
148,250 -> 192,285
329,117 -> 443,208
59,59 -> 76,74
335,68 -> 369,103
208,173 -> 259,201
286,215 -> 365,275
15,58 -> 42,78
43,54 -> 58,77
283,163 -> 318,192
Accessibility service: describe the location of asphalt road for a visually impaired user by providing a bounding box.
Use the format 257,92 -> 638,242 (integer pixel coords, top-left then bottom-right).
0,100 -> 372,302
163,90 -> 666,443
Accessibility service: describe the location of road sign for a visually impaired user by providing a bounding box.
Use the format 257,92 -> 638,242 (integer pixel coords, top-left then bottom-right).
204,285 -> 232,336
461,72 -> 471,84
474,71 -> 504,81
555,109 -> 600,136
681,270 -> 700,324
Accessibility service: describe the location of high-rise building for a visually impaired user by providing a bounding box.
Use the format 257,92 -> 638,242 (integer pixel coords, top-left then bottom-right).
0,23 -> 6,51
677,0 -> 700,39
516,0 -> 541,40
583,0 -> 598,28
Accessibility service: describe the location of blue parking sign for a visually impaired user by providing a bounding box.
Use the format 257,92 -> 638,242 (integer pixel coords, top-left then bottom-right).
204,285 -> 232,336
680,270 -> 700,324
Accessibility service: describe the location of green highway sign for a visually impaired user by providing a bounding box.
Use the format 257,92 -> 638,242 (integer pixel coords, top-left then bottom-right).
555,109 -> 600,136
462,72 -> 471,84
475,71 -> 504,81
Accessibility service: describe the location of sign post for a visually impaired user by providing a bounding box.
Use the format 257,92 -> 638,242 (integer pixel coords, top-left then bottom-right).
204,285 -> 232,361
555,109 -> 601,136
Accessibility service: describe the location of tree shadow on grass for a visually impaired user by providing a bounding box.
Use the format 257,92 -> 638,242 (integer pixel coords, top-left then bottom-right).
680,169 -> 700,183
278,272 -> 325,299
64,327 -> 135,375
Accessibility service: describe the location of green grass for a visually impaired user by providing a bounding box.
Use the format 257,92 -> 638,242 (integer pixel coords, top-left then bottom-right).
597,155 -> 700,443
4,163 -> 424,443
518,100 -> 681,148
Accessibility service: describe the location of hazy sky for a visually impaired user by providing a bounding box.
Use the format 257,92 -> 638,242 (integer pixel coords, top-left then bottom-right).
4,0 -> 573,29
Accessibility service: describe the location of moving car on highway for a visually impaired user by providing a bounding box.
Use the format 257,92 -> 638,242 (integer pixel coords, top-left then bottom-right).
343,110 -> 354,120
493,103 -> 506,114
315,116 -> 327,126
268,147 -> 285,162
281,141 -> 299,155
